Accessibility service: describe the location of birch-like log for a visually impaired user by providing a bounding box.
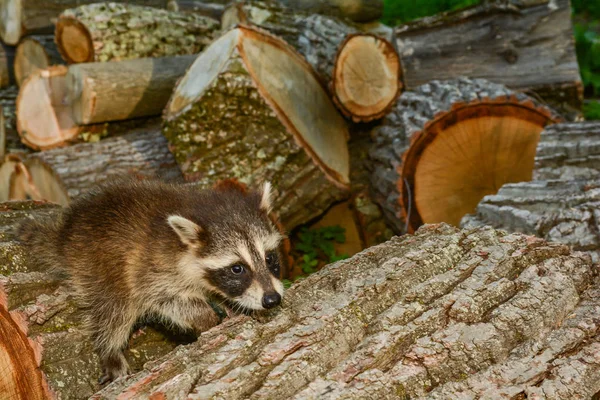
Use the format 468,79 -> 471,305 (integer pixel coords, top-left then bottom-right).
14,35 -> 63,86
369,78 -> 560,234
92,223 -> 600,400
55,2 -> 219,64
163,25 -> 350,230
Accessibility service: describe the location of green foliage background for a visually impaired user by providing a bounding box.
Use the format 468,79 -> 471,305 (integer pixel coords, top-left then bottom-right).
383,0 -> 600,119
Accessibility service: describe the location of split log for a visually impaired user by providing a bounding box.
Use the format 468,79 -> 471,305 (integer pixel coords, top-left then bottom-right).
14,35 -> 62,86
6,126 -> 183,205
0,42 -> 16,88
223,1 -> 401,122
369,78 -> 561,234
163,25 -> 350,230
461,180 -> 600,264
16,56 -> 194,149
0,200 -> 193,399
90,223 -> 600,399
534,121 -> 600,180
395,0 -> 583,120
277,0 -> 383,23
55,2 -> 220,64
0,0 -> 174,46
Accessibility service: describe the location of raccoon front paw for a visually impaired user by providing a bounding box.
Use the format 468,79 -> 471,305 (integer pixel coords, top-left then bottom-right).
191,309 -> 221,334
98,352 -> 131,386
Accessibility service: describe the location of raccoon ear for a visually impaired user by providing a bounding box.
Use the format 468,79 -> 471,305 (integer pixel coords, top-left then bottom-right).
168,215 -> 205,248
259,181 -> 273,213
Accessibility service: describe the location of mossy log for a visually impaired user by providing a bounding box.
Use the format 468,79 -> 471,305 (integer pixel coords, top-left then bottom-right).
163,25 -> 350,230
534,121 -> 600,181
461,180 -> 600,264
223,1 -> 400,122
55,2 -> 220,64
369,78 -> 560,235
90,223 -> 600,399
14,35 -> 63,86
0,0 -> 173,46
0,200 -> 196,399
395,0 -> 582,120
0,42 -> 16,88
5,126 -> 183,205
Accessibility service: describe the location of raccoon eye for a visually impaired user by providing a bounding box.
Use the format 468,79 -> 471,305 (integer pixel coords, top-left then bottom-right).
230,264 -> 245,275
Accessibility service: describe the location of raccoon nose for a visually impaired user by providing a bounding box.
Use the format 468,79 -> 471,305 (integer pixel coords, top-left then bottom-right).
262,292 -> 281,309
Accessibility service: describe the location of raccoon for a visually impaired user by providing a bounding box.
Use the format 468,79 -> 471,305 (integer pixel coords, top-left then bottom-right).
17,178 -> 285,383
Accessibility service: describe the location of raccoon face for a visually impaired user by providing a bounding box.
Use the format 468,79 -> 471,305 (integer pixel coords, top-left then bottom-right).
168,182 -> 285,310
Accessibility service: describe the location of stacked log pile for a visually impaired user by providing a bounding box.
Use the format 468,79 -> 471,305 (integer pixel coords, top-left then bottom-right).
0,0 -> 597,398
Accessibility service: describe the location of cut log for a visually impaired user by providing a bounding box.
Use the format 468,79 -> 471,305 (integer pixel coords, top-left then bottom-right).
369,78 -> 561,234
0,42 -> 16,88
395,0 -> 583,120
163,25 -> 350,230
88,223 -> 600,399
0,200 -> 196,399
7,126 -> 183,205
277,0 -> 383,22
55,2 -> 220,64
461,180 -> 600,264
16,56 -> 193,150
332,33 -> 401,122
0,0 -> 173,46
534,121 -> 600,181
14,35 -> 63,86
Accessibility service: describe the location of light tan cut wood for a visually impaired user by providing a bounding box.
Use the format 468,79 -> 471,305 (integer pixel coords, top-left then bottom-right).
164,25 -> 350,230
55,2 -> 219,64
0,154 -> 20,201
67,54 -> 196,125
16,66 -> 80,150
14,35 -> 63,86
332,33 -> 401,122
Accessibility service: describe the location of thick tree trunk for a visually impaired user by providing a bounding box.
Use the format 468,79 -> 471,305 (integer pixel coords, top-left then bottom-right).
0,200 -> 194,399
66,55 -> 196,124
461,179 -> 600,263
223,1 -> 400,122
164,25 -> 350,230
395,0 -> 583,120
7,126 -> 183,205
90,223 -> 599,399
369,78 -> 560,234
14,35 -> 63,86
0,0 -> 173,46
534,121 -> 600,180
55,2 -> 220,64
0,42 -> 16,88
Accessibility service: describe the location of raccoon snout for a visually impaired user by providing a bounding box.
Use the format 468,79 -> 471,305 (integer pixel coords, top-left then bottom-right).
262,292 -> 281,309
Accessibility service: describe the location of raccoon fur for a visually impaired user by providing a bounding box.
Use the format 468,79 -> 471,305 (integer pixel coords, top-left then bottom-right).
17,178 -> 285,383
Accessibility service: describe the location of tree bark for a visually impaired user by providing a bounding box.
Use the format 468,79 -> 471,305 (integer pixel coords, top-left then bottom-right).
395,0 -> 583,120
534,121 -> 600,181
0,0 -> 174,46
0,200 -> 195,399
14,35 -> 63,86
7,126 -> 183,205
277,0 -> 383,22
55,2 -> 220,64
90,223 -> 599,400
66,54 -> 196,125
0,85 -> 28,155
164,25 -> 350,231
176,0 -> 231,19
461,179 -> 600,264
369,78 -> 560,234
0,42 -> 16,88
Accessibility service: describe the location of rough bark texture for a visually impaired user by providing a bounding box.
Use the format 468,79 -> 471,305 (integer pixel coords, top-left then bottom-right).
461,180 -> 600,264
0,85 -> 27,155
0,0 -> 173,45
369,77 -> 559,235
164,26 -> 350,231
67,54 -> 196,124
395,0 -> 583,120
176,0 -> 230,19
0,42 -> 16,88
534,121 -> 600,181
14,35 -> 63,86
277,0 -> 383,22
91,222 -> 599,399
9,127 -> 183,205
0,200 -> 196,399
55,2 -> 220,64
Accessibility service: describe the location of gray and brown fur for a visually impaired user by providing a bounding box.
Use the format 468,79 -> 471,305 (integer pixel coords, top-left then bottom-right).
17,179 -> 285,383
